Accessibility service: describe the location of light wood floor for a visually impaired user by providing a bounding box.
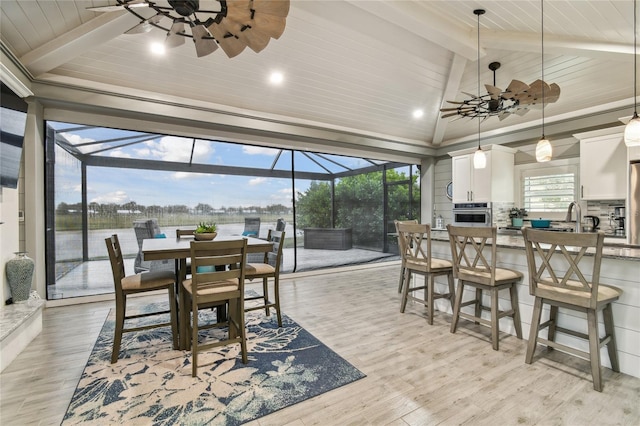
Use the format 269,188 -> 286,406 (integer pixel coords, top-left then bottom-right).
2,263 -> 639,425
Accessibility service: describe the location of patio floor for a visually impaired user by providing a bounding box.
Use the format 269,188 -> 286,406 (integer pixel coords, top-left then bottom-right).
48,244 -> 400,300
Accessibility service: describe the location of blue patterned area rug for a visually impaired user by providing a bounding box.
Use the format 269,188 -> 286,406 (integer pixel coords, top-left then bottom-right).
62,303 -> 365,425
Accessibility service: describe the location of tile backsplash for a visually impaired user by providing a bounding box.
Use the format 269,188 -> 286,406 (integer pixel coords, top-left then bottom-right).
585,200 -> 625,233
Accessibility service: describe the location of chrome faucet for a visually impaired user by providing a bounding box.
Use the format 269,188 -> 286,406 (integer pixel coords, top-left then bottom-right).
566,201 -> 582,232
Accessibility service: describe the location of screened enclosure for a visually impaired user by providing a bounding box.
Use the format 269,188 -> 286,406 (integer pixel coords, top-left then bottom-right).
45,121 -> 420,300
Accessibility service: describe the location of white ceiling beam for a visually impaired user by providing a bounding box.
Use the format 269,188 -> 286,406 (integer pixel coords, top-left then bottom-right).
431,54 -> 467,146
483,31 -> 634,62
19,10 -> 149,77
345,0 -> 479,61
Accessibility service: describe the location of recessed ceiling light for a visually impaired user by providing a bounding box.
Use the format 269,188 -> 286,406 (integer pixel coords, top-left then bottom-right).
269,72 -> 284,85
151,42 -> 166,55
412,109 -> 424,119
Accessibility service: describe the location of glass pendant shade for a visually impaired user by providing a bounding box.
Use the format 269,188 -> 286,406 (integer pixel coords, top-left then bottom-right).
624,112 -> 640,147
473,147 -> 487,169
536,136 -> 552,162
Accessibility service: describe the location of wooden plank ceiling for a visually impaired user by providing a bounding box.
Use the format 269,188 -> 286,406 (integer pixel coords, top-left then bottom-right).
0,0 -> 636,150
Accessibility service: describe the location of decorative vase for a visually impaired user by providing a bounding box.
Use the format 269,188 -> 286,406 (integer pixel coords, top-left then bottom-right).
511,218 -> 524,227
6,252 -> 35,302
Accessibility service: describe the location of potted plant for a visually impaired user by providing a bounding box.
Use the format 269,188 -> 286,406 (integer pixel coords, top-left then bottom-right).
194,221 -> 217,240
509,207 -> 527,227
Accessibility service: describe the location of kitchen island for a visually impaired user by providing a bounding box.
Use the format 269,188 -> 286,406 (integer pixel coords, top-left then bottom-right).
426,230 -> 640,379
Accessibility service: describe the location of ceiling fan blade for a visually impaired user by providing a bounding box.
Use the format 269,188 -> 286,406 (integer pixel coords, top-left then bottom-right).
125,14 -> 162,34
165,20 -> 186,48
515,108 -> 530,116
498,112 -> 511,121
191,25 -> 218,57
211,18 -> 267,53
249,14 -> 286,39
547,83 -> 561,98
207,23 -> 247,58
441,112 -> 464,118
461,91 -> 480,99
251,0 -> 290,18
444,100 -> 466,105
87,0 -> 149,12
226,0 -> 253,22
485,84 -> 502,100
504,80 -> 529,96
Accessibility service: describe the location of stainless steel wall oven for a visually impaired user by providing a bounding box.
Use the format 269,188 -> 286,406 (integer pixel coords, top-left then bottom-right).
452,202 -> 492,227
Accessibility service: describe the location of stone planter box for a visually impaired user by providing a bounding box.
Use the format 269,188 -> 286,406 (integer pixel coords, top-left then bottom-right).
303,228 -> 352,250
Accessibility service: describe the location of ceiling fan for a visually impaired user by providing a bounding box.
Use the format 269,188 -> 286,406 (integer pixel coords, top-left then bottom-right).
88,0 -> 290,58
440,61 -> 560,121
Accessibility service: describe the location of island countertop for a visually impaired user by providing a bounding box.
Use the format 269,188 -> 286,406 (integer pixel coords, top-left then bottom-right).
430,229 -> 640,261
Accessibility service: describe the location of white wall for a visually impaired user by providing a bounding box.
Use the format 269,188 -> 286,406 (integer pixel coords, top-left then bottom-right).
0,186 -> 20,304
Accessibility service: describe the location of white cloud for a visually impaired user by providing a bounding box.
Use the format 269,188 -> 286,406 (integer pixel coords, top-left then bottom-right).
248,177 -> 266,186
243,146 -> 279,155
61,132 -> 102,153
110,149 -> 131,158
91,190 -> 129,204
143,136 -> 213,162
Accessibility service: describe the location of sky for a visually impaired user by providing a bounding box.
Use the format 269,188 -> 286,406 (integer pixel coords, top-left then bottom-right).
49,121 -> 387,210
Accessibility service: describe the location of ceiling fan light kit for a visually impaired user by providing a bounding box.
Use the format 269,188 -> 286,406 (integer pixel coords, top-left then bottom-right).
536,0 -> 552,162
473,9 -> 487,169
89,0 -> 290,58
625,0 -> 640,147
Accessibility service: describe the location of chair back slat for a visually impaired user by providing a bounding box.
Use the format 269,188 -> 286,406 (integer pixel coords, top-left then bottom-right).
265,229 -> 285,270
105,234 -> 126,294
176,228 -> 196,238
447,225 -> 497,283
522,228 -> 604,309
190,239 -> 247,298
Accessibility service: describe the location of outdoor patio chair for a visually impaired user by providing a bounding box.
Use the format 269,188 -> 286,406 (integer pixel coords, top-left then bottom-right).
522,228 -> 622,392
242,217 -> 261,237
397,222 -> 454,325
182,239 -> 248,377
105,234 -> 178,363
245,230 -> 285,327
447,224 -> 523,350
133,218 -> 173,273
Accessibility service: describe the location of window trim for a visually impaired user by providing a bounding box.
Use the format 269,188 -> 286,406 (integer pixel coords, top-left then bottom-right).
515,158 -> 579,220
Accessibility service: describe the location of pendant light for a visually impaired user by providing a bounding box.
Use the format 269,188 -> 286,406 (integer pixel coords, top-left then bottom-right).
473,9 -> 487,169
625,0 -> 640,146
536,0 -> 552,162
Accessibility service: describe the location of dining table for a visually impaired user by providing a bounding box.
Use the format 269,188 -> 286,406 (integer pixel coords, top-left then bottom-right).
142,235 -> 274,350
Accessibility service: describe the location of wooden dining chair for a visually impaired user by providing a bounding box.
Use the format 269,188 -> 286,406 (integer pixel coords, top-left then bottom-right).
397,222 -> 455,325
447,225 -> 523,350
522,228 -> 622,391
394,219 -> 418,294
245,229 -> 285,327
181,239 -> 248,377
104,234 -> 178,363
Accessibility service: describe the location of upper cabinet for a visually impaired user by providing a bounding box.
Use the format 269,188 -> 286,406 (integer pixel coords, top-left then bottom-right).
449,145 -> 516,203
574,127 -> 626,200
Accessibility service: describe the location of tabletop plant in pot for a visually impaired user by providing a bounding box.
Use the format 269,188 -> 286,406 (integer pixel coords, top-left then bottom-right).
194,222 -> 217,240
509,207 -> 527,227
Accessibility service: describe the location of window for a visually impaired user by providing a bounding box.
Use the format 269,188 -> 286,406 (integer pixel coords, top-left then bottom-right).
516,159 -> 579,217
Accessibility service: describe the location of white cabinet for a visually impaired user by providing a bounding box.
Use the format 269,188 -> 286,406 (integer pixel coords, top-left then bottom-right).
575,128 -> 626,200
449,145 -> 516,203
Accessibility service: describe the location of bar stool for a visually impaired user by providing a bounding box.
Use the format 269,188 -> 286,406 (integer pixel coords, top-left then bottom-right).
447,225 -> 523,350
397,222 -> 455,325
394,219 -> 417,293
522,228 -> 622,392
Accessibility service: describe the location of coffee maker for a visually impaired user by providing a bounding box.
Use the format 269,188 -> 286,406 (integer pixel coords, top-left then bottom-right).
613,206 -> 625,236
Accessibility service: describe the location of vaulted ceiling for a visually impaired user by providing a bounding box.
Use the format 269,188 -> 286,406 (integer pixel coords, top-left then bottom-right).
1,0 -> 637,158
